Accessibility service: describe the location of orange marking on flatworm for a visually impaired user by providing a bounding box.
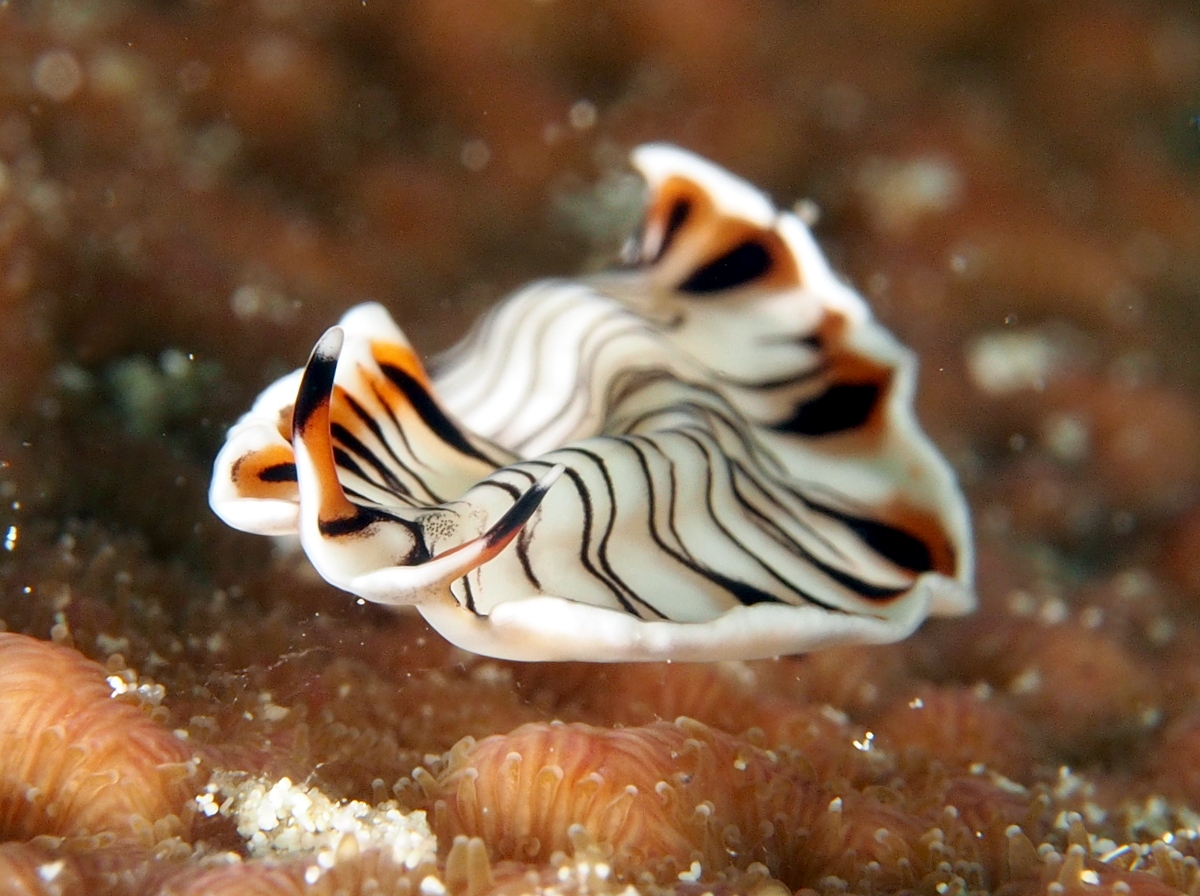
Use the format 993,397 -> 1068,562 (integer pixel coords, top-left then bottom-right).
371,341 -> 432,390
647,175 -> 801,290
230,443 -> 298,501
297,387 -> 359,524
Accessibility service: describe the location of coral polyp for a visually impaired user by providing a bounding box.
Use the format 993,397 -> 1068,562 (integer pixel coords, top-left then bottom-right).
0,632 -> 199,846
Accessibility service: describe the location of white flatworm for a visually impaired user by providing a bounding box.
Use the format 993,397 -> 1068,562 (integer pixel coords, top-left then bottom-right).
209,143 -> 974,662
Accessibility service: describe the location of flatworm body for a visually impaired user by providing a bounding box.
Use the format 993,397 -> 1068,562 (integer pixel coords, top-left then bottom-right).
210,144 -> 974,662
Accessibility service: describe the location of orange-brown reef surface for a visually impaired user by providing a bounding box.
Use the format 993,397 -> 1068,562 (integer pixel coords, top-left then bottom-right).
1,1 -> 1200,894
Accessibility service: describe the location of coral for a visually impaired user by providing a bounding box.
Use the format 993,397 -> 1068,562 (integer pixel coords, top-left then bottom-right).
1,0 -> 1199,894
873,684 -> 1039,780
0,632 -> 200,846
427,717 -> 950,890
162,839 -> 436,896
0,842 -> 88,896
998,626 -> 1161,762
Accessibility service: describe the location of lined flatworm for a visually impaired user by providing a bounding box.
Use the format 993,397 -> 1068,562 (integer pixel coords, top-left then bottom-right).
209,144 -> 974,662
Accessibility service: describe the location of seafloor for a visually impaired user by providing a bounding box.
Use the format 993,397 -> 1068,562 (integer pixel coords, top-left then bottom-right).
1,1 -> 1199,894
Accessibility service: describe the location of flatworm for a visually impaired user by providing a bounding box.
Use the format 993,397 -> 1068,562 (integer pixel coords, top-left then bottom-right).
209,144 -> 974,662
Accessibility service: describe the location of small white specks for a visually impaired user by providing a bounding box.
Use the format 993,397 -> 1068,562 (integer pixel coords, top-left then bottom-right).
857,155 -> 963,234
32,50 -> 84,101
1038,597 -> 1069,626
1008,671 -> 1046,695
1007,590 -> 1036,617
821,705 -> 849,725
202,770 -> 438,865
908,697 -> 925,709
1079,606 -> 1104,629
1084,801 -> 1108,825
304,865 -> 321,885
1113,567 -> 1155,599
460,139 -> 490,173
1147,616 -> 1175,646
3,525 -> 17,551
420,875 -> 447,896
852,731 -> 875,751
37,859 -> 66,883
733,757 -> 747,771
160,348 -> 194,379
196,792 -> 219,817
1043,413 -> 1090,463
677,861 -> 702,882
230,284 -> 295,323
1080,870 -> 1100,886
206,632 -> 228,654
106,674 -> 129,697
967,331 -> 1061,396
469,662 -> 511,685
828,797 -> 843,814
568,99 -> 597,130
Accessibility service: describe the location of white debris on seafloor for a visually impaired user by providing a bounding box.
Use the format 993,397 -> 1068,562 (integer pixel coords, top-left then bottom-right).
105,660 -> 167,705
197,771 -> 438,870
966,329 -> 1067,396
856,154 -> 963,233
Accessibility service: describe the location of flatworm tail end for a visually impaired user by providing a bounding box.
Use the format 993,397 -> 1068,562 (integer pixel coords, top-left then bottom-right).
347,464 -> 564,606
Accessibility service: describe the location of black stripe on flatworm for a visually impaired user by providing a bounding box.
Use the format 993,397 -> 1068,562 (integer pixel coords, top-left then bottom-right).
294,333 -> 341,431
258,463 -> 297,482
319,510 -> 431,566
678,240 -> 772,294
710,570 -> 784,606
655,198 -> 691,261
318,505 -> 391,538
482,471 -> 557,549
774,383 -> 881,437
331,423 -> 408,495
379,363 -> 491,464
835,513 -> 935,575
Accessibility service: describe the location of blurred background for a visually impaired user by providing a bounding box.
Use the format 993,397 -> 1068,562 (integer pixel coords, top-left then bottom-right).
1,0 -> 1200,783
